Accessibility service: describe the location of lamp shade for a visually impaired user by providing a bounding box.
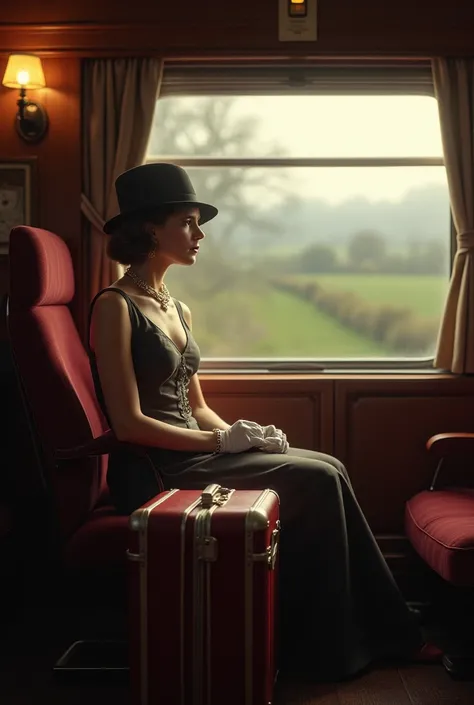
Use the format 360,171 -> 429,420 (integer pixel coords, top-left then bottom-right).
2,54 -> 46,89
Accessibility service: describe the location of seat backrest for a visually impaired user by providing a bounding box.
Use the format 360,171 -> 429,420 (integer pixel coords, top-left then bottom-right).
7,226 -> 109,540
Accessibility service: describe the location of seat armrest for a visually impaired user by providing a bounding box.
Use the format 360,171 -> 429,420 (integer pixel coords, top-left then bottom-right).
427,433 -> 474,491
427,433 -> 474,460
54,430 -> 145,460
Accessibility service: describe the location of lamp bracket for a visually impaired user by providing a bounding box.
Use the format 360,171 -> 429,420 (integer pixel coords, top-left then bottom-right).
15,92 -> 48,143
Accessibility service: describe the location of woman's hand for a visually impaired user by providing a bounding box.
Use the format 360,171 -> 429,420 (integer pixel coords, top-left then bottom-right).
218,420 -> 266,453
217,420 -> 289,454
257,424 -> 289,454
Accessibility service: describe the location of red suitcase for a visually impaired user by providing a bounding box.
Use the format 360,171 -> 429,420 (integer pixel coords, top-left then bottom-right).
127,483 -> 280,705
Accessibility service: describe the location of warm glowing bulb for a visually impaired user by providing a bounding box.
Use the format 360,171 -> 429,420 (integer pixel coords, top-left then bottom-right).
2,54 -> 46,89
16,70 -> 30,86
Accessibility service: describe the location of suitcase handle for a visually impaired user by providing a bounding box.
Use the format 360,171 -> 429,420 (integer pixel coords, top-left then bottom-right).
201,484 -> 232,508
253,524 -> 280,570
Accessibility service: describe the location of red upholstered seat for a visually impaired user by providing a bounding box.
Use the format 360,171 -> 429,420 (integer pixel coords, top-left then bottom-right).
405,432 -> 474,593
65,505 -> 131,570
7,226 -> 134,577
405,488 -> 474,587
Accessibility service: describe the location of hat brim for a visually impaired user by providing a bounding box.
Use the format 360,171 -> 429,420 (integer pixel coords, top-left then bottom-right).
103,201 -> 218,235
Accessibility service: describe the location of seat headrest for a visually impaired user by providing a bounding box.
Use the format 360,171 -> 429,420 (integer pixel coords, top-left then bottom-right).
9,226 -> 75,309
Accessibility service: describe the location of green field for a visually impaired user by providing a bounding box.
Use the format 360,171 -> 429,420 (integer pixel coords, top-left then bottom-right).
190,286 -> 391,357
291,274 -> 448,319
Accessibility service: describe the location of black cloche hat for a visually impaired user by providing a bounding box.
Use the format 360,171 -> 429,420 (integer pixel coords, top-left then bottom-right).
103,162 -> 218,235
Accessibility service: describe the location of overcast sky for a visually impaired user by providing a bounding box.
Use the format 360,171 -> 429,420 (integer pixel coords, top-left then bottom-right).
150,95 -> 447,205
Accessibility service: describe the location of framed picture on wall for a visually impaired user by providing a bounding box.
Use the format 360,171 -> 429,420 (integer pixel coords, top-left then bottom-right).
0,157 -> 38,255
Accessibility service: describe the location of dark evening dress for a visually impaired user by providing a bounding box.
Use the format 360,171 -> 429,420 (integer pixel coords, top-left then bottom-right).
88,287 -> 421,681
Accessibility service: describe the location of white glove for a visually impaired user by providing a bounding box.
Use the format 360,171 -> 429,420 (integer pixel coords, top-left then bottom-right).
218,419 -> 266,453
256,424 -> 289,454
261,424 -> 282,439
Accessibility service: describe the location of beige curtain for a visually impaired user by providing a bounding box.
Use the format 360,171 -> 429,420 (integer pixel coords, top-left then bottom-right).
432,58 -> 474,374
81,58 -> 163,315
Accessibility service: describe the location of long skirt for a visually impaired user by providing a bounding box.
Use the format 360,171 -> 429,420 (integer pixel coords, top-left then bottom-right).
107,445 -> 421,681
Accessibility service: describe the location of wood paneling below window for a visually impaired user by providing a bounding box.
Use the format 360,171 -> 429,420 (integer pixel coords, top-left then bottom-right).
334,376 -> 474,536
204,376 -> 333,454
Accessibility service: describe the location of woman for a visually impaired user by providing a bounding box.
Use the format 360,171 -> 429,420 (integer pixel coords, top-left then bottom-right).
88,162 -> 440,681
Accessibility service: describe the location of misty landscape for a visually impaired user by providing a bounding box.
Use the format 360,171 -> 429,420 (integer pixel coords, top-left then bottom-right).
147,96 -> 450,360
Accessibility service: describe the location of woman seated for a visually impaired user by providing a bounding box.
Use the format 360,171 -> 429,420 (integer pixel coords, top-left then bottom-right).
88,162 -> 441,682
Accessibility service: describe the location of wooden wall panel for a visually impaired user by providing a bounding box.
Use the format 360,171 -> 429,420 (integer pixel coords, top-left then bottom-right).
201,376 -> 334,454
0,1 -> 473,56
335,376 -> 474,538
0,57 -> 82,327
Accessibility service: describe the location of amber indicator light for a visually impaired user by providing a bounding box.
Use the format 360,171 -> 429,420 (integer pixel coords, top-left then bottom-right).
288,0 -> 307,17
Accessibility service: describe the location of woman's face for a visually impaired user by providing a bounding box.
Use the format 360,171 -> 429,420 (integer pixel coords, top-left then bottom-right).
152,207 -> 205,266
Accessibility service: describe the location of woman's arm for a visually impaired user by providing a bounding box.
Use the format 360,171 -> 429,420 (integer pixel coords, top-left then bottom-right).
187,374 -> 231,431
89,290 -> 218,452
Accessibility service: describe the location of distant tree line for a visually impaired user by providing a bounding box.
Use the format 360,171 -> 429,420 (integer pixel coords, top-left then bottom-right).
273,277 -> 439,356
279,230 -> 449,276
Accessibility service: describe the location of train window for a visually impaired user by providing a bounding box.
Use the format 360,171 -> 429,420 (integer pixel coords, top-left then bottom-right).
146,93 -> 450,370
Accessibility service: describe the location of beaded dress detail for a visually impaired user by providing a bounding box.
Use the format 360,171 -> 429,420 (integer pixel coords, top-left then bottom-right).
176,356 -> 193,423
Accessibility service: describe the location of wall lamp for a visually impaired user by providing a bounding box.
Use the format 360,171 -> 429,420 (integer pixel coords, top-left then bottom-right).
2,54 -> 48,143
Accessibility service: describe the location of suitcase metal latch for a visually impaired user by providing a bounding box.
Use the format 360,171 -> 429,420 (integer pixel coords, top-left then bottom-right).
200,484 -> 232,509
197,536 -> 218,562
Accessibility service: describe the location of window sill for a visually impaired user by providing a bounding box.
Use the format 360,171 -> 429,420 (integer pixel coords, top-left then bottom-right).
198,369 -> 462,381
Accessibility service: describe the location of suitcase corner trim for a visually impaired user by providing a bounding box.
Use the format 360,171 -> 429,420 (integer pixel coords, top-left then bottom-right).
127,487 -> 181,705
244,488 -> 279,705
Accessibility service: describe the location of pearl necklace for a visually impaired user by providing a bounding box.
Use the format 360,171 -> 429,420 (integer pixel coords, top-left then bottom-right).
125,268 -> 171,312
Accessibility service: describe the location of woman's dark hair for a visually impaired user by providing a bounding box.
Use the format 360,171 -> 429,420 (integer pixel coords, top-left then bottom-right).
107,203 -> 186,265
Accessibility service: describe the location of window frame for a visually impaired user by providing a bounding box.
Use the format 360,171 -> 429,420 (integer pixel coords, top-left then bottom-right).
146,63 -> 452,373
